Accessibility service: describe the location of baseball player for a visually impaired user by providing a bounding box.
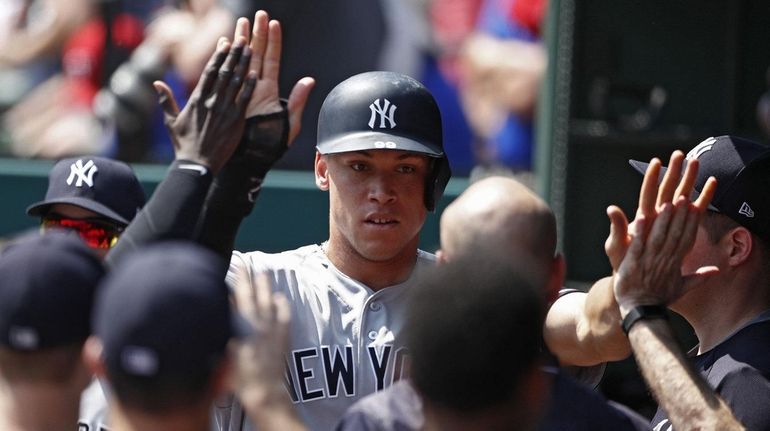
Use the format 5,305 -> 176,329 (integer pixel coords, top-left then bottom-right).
26,156 -> 145,258
220,69 -> 452,431
0,232 -> 105,431
546,136 -> 770,430
335,176 -> 649,431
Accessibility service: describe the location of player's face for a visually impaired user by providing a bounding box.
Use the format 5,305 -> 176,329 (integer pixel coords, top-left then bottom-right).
316,150 -> 430,262
670,222 -> 724,313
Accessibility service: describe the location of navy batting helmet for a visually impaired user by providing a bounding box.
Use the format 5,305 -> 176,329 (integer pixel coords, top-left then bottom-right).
316,71 -> 451,211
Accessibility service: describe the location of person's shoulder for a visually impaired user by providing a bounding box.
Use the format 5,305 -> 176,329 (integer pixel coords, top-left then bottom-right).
336,380 -> 423,431
702,318 -> 770,382
542,372 -> 649,431
231,244 -> 324,270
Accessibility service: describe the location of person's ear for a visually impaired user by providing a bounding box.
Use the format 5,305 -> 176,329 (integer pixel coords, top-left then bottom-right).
545,253 -> 566,304
436,249 -> 447,265
315,152 -> 329,191
726,227 -> 753,267
210,350 -> 234,398
82,336 -> 106,378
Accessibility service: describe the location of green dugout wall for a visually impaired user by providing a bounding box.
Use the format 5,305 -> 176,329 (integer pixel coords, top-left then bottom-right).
0,158 -> 468,252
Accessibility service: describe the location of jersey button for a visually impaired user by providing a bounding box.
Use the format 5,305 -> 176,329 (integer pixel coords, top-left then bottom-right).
367,330 -> 378,340
369,302 -> 382,311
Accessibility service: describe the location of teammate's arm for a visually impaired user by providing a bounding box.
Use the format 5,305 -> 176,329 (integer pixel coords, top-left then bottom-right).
233,268 -> 306,431
195,12 -> 314,260
544,278 -> 630,366
106,36 -> 255,267
614,164 -> 743,431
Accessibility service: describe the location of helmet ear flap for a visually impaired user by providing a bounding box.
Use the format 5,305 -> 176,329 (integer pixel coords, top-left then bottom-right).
425,156 -> 451,212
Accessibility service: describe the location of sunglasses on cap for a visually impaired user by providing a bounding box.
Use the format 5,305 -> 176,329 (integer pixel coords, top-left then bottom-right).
41,215 -> 125,249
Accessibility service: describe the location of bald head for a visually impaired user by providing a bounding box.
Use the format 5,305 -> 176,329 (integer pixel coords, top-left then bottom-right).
441,176 -> 557,268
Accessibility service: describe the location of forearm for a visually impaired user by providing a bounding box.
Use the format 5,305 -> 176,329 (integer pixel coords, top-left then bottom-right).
106,160 -> 213,267
627,318 -> 744,431
544,277 -> 630,366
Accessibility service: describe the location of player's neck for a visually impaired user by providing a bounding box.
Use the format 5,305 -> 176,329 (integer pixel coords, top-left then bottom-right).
324,237 -> 420,291
0,381 -> 80,431
679,270 -> 770,353
110,402 -> 210,431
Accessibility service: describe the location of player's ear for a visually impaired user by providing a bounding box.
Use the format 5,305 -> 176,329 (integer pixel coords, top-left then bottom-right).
315,152 -> 330,191
726,227 -> 753,267
435,249 -> 447,265
545,253 -> 566,304
82,336 -> 106,378
211,349 -> 234,397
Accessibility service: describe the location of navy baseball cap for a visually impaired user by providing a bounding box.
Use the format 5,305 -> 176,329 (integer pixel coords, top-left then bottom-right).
27,156 -> 146,225
629,135 -> 770,241
94,242 -> 250,380
0,231 -> 104,350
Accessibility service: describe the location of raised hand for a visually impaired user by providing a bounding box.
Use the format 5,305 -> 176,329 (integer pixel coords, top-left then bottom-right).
234,11 -> 315,144
605,151 -> 716,272
613,161 -> 718,313
153,36 -> 256,174
232,267 -> 303,430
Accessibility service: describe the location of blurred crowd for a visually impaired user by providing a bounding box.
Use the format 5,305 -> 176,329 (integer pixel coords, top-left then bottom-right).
0,0 -> 546,175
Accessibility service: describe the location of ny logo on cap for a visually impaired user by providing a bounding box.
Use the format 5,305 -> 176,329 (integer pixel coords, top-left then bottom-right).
66,159 -> 98,188
686,137 -> 716,160
369,98 -> 397,129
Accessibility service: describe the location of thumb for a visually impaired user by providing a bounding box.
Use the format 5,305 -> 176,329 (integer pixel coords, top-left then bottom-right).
287,77 -> 315,145
681,265 -> 720,296
153,80 -> 180,122
605,205 -> 630,270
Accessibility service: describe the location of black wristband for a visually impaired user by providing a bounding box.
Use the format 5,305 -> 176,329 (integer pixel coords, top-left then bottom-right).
621,305 -> 668,334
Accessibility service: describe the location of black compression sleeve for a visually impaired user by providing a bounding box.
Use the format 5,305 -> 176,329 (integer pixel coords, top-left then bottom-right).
105,160 -> 213,268
195,104 -> 289,261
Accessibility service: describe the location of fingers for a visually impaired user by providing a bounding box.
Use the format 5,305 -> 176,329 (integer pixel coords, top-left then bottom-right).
250,10 -> 269,76
193,37 -> 231,98
232,265 -> 257,324
637,158 -> 662,220
681,266 -> 720,296
254,272 -> 274,321
656,151 -> 684,208
287,77 -> 316,144
236,71 -> 258,114
222,44 -> 253,107
673,157 -> 699,203
209,37 -> 248,106
605,205 -> 630,270
694,176 -> 717,211
262,19 -> 282,81
153,80 -> 180,120
234,16 -> 250,42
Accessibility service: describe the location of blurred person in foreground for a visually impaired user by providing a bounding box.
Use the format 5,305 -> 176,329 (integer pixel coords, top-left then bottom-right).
0,232 -> 104,431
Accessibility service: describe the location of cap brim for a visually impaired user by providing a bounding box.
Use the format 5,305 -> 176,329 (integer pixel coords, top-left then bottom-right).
27,197 -> 130,225
318,131 -> 443,157
628,159 -> 718,211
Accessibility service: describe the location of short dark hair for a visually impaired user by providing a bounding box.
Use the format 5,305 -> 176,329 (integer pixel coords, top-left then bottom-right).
703,211 -> 770,278
106,357 -> 223,414
407,250 -> 545,413
0,343 -> 84,384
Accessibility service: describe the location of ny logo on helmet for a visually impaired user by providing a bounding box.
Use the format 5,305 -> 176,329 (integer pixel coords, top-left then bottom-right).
67,159 -> 98,188
369,98 -> 397,129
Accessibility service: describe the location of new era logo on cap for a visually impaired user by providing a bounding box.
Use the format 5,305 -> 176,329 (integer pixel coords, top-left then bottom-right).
9,326 -> 39,350
121,346 -> 160,376
739,202 -> 755,218
66,159 -> 99,188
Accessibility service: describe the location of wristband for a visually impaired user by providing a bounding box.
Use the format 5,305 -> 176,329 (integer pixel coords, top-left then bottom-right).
621,305 -> 668,334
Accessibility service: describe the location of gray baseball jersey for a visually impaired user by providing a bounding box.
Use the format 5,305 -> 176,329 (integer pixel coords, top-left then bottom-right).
216,244 -> 436,431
